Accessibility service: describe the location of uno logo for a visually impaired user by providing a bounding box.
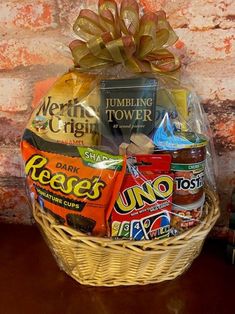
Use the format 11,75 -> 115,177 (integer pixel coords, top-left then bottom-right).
114,176 -> 173,214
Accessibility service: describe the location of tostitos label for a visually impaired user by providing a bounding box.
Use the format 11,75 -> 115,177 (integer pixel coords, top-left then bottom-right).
111,155 -> 174,240
21,139 -> 126,236
172,161 -> 205,197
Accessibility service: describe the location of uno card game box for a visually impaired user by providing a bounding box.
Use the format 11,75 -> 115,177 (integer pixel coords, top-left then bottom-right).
111,154 -> 174,240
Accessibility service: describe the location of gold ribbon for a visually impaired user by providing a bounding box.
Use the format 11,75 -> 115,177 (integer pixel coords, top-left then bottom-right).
69,0 -> 180,75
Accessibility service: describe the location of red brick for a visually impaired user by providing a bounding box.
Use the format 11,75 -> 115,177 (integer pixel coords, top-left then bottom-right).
0,117 -> 28,146
140,0 -> 190,28
140,0 -> 168,12
207,104 -> 235,151
0,184 -> 32,224
0,147 -> 23,178
183,58 -> 235,103
32,77 -> 58,108
57,0 -> 86,36
215,120 -> 235,150
0,75 -> 31,112
174,29 -> 235,62
58,0 -> 122,36
168,14 -> 188,29
0,0 -> 57,32
141,0 -> 235,30
0,37 -> 73,70
215,150 -> 235,224
185,0 -> 235,30
163,0 -> 190,14
219,16 -> 235,30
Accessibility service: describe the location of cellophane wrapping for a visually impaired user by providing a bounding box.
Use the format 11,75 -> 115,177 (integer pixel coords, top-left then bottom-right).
20,1 -> 218,250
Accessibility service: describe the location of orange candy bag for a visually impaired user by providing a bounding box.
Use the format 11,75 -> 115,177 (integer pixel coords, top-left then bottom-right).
21,133 -> 126,236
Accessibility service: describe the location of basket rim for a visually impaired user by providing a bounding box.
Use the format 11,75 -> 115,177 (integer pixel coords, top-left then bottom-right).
33,187 -> 220,251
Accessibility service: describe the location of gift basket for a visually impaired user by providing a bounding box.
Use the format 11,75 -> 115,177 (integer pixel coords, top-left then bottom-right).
20,0 -> 219,286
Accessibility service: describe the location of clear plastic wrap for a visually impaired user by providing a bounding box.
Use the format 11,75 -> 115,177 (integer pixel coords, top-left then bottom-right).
20,0 -> 218,241
21,68 -> 217,239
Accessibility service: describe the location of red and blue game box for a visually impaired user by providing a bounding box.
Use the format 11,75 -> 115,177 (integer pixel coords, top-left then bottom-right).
111,154 -> 174,240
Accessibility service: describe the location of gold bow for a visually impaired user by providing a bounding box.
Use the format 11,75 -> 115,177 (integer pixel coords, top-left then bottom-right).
69,0 -> 180,75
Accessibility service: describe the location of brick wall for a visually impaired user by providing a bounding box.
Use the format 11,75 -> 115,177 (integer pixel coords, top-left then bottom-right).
0,0 -> 234,233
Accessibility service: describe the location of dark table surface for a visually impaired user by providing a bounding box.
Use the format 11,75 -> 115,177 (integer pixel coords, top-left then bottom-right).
0,223 -> 234,314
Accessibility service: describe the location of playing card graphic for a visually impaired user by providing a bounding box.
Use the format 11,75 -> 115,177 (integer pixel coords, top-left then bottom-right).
131,220 -> 146,240
111,221 -> 121,237
141,211 -> 170,240
118,221 -> 130,238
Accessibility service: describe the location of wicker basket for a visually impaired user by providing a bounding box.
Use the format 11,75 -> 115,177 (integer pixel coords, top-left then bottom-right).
33,188 -> 219,286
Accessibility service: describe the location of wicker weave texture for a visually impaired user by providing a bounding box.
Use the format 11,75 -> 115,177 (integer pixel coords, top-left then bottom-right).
34,188 -> 219,286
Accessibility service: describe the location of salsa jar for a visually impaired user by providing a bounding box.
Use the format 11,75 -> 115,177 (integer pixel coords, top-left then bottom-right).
171,145 -> 206,205
155,132 -> 208,205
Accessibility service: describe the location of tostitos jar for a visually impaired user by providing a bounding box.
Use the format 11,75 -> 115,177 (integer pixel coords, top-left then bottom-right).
154,132 -> 208,206
170,143 -> 207,205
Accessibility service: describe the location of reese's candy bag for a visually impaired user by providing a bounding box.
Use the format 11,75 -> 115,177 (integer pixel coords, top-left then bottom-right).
111,154 -> 174,240
21,134 -> 126,237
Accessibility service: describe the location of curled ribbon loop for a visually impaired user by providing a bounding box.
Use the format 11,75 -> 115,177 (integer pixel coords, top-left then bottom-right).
70,0 -> 180,75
